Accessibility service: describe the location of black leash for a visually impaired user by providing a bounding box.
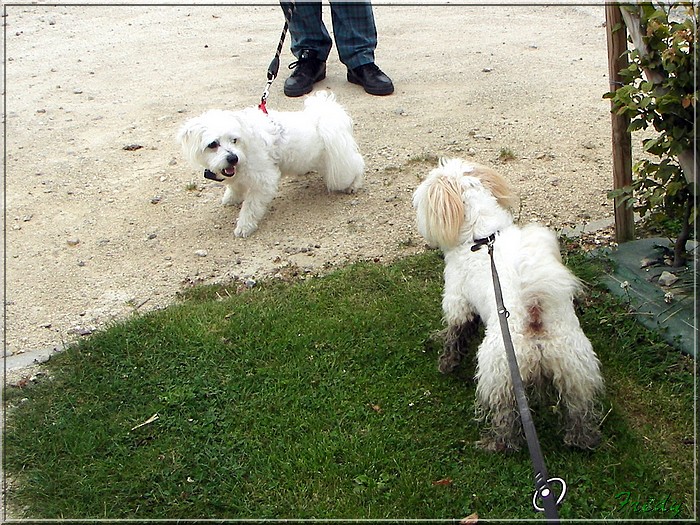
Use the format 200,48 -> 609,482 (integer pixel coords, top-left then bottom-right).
259,2 -> 295,114
472,234 -> 566,523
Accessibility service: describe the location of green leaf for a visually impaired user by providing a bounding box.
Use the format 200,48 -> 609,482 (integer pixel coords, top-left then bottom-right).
627,118 -> 648,132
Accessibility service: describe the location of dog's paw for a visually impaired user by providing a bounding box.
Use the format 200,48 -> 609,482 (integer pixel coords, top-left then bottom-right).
234,221 -> 257,238
437,351 -> 462,374
345,178 -> 364,194
476,435 -> 522,453
564,429 -> 602,450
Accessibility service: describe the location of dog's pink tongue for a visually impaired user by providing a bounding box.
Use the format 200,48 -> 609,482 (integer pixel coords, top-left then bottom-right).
224,167 -> 236,176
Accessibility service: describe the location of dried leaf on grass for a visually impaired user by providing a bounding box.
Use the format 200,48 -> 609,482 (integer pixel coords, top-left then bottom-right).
460,512 -> 479,524
432,477 -> 453,486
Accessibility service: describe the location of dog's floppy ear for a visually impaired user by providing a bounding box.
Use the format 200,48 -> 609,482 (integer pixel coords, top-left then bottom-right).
414,173 -> 465,250
469,165 -> 519,211
176,117 -> 205,166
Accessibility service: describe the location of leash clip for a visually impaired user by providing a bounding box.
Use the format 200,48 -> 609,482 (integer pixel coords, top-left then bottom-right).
532,477 -> 567,512
470,232 -> 497,252
261,79 -> 273,101
259,79 -> 274,114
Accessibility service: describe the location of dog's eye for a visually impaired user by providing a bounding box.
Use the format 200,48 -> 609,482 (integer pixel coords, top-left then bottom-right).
207,140 -> 220,149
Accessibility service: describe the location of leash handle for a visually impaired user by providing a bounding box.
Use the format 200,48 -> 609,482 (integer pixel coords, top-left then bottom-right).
485,238 -> 564,522
533,477 -> 567,512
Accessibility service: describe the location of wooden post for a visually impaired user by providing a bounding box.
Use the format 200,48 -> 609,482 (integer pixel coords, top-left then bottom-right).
605,4 -> 635,242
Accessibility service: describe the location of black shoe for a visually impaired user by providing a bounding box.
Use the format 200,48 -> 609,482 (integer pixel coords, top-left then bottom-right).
284,49 -> 326,97
347,63 -> 394,95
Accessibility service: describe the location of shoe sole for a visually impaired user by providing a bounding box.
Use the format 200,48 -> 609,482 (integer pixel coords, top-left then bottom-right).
347,72 -> 394,96
284,71 -> 327,98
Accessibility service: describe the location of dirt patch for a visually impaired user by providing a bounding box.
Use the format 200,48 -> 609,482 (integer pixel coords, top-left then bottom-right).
5,4 -> 614,361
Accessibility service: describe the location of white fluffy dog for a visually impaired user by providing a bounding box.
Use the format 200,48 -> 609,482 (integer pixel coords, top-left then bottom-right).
177,91 -> 364,237
413,158 -> 604,452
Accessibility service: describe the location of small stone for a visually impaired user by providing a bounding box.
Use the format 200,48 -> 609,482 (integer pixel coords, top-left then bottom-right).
73,89 -> 83,94
70,326 -> 93,336
194,249 -> 208,257
67,237 -> 80,246
658,271 -> 679,287
123,144 -> 143,151
482,67 -> 493,73
244,278 -> 257,288
150,195 -> 162,204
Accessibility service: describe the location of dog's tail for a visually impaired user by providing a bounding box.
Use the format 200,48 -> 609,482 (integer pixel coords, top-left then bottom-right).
305,91 -> 364,193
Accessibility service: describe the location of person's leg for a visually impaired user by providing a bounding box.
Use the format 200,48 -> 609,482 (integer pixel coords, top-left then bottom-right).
328,1 -> 377,69
281,2 -> 329,97
329,1 -> 393,95
283,2 -> 332,61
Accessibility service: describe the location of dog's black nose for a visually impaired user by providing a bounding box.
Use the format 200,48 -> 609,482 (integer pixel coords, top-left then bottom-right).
226,153 -> 238,165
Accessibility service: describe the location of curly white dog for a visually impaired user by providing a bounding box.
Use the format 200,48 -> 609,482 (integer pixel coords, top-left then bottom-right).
177,91 -> 364,237
413,158 -> 604,452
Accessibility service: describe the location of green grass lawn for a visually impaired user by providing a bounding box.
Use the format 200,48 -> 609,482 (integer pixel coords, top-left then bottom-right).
3,249 -> 695,520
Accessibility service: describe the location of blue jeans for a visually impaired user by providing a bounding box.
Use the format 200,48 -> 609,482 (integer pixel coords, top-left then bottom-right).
281,1 -> 377,69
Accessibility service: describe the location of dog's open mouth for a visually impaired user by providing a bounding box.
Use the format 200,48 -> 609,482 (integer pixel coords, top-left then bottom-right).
222,166 -> 236,177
